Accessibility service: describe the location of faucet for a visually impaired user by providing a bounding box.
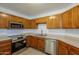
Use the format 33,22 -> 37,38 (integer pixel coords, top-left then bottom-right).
40,29 -> 43,35
40,29 -> 47,36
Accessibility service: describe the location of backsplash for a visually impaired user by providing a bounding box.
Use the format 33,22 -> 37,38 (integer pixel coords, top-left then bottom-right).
0,29 -> 79,37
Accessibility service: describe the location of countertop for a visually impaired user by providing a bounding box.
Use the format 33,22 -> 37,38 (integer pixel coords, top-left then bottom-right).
0,33 -> 79,48
25,33 -> 79,48
0,36 -> 12,41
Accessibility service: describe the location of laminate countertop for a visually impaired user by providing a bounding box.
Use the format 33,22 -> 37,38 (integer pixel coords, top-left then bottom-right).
0,36 -> 12,41
0,33 -> 79,48
25,33 -> 79,48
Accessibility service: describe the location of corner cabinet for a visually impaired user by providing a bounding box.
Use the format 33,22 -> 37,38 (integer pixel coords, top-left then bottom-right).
57,40 -> 79,55
26,36 -> 45,51
29,20 -> 37,29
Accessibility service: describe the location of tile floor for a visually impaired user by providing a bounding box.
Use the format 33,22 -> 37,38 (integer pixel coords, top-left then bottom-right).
13,47 -> 46,55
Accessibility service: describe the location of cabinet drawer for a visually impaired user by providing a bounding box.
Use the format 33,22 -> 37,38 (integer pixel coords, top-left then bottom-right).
0,40 -> 11,44
0,43 -> 11,48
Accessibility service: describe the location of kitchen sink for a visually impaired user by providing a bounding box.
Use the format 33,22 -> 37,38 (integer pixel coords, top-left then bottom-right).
36,34 -> 48,36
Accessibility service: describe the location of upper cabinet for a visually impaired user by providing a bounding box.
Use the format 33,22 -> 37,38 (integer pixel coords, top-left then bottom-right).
33,15 -> 62,29
0,12 -> 31,29
62,9 -> 73,29
62,5 -> 79,29
1,5 -> 79,29
47,14 -> 62,29
23,19 -> 31,29
35,17 -> 48,24
0,13 -> 10,29
29,20 -> 37,29
71,6 -> 79,28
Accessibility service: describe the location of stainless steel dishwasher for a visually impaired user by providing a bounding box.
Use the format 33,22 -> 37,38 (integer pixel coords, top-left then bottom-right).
45,38 -> 56,55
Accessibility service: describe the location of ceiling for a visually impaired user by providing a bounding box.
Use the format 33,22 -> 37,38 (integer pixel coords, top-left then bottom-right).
0,3 -> 78,19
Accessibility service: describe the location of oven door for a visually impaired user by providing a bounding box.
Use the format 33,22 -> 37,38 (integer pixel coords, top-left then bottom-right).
12,40 -> 26,53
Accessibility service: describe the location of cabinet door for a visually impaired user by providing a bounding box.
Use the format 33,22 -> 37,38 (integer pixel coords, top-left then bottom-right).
33,37 -> 38,48
23,19 -> 31,29
0,40 -> 12,55
26,36 -> 37,48
30,20 -> 37,29
30,37 -> 35,47
0,13 -> 10,29
58,44 -> 68,55
72,6 -> 79,28
57,40 -> 69,55
26,36 -> 34,47
26,36 -> 31,47
62,10 -> 73,29
37,38 -> 45,51
47,14 -> 62,29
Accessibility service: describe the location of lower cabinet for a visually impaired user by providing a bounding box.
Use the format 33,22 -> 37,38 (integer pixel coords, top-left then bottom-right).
69,46 -> 79,55
26,36 -> 36,47
26,36 -> 45,51
37,37 -> 45,51
57,40 -> 79,55
57,40 -> 69,55
0,40 -> 12,55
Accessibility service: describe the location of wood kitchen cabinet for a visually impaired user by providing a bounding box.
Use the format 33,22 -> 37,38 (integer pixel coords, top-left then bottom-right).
26,36 -> 35,47
69,45 -> 79,55
11,15 -> 30,29
57,40 -> 69,55
26,36 -> 38,48
29,20 -> 37,29
62,9 -> 73,29
34,14 -> 62,29
23,19 -> 31,29
0,13 -> 10,29
37,37 -> 45,51
47,14 -> 62,29
26,36 -> 45,51
0,12 -> 31,29
0,40 -> 12,55
57,40 -> 79,55
62,5 -> 79,29
35,17 -> 48,24
71,6 -> 79,28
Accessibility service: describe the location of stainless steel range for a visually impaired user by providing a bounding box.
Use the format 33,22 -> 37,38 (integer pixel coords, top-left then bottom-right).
9,35 -> 26,53
9,35 -> 25,43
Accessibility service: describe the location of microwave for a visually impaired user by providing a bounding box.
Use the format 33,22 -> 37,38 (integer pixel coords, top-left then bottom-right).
9,22 -> 24,29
